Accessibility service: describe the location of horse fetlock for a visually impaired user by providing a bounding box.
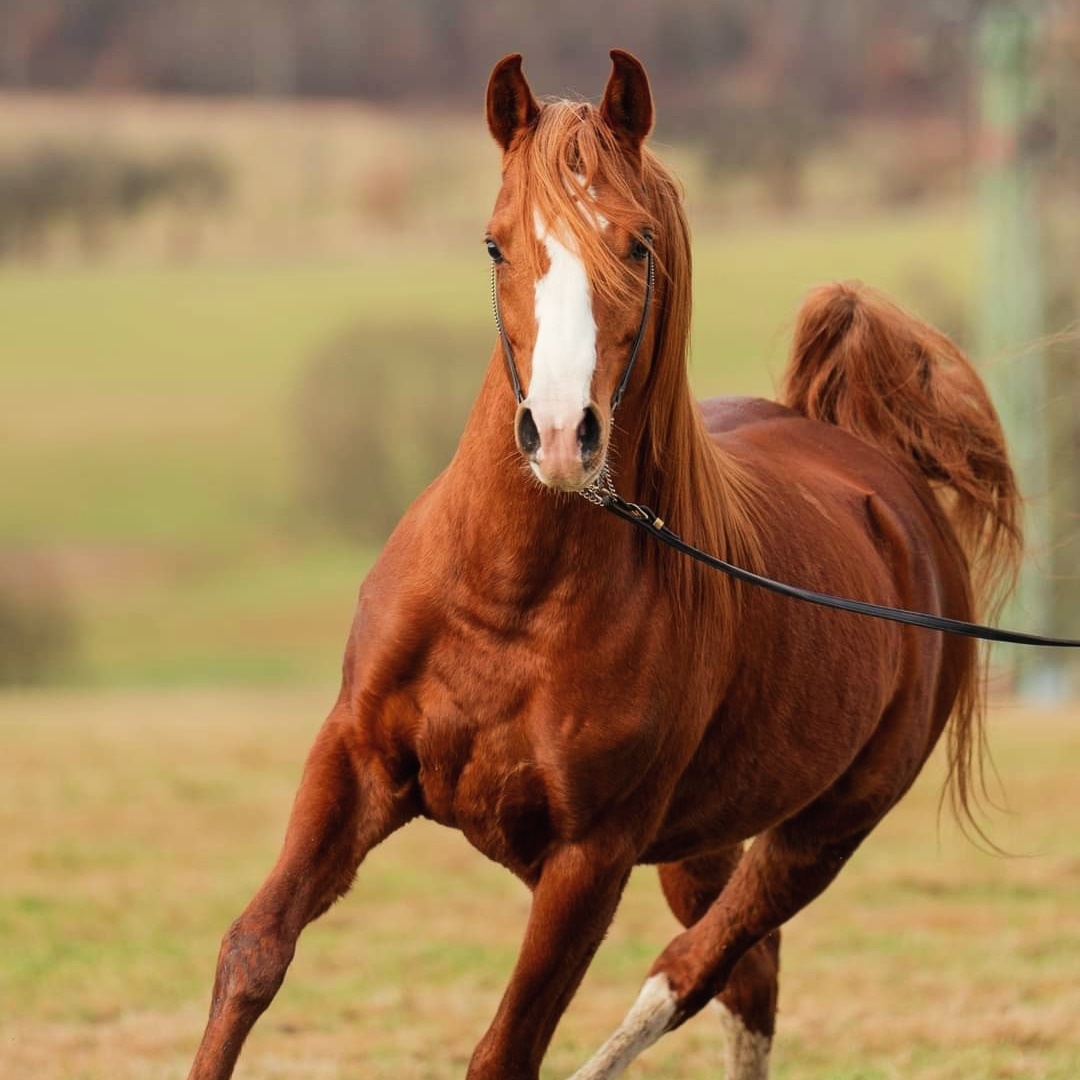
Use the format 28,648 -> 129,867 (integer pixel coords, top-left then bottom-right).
712,1001 -> 772,1080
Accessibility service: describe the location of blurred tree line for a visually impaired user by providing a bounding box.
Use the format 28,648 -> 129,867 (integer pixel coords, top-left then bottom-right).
0,143 -> 228,258
3,3 -> 1077,215
0,0 -> 992,114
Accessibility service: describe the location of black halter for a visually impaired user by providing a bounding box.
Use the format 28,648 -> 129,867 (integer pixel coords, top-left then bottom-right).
490,247 -> 655,411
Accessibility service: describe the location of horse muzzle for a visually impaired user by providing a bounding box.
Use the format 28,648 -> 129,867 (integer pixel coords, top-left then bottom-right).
515,401 -> 606,491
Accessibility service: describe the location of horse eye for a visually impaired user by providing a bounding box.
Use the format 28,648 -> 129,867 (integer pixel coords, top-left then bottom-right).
630,232 -> 653,261
485,238 -> 504,263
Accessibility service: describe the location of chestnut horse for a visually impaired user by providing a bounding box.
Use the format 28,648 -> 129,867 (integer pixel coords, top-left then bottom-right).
187,51 -> 1021,1080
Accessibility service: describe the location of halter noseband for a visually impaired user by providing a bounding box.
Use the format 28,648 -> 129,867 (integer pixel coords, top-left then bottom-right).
489,247 -> 655,412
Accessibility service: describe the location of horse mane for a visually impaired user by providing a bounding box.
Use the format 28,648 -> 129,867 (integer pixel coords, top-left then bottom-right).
627,140 -> 766,636
516,100 -> 651,304
516,101 -> 766,641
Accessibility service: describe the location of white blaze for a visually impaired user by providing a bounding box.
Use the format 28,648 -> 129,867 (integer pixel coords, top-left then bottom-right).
527,212 -> 597,437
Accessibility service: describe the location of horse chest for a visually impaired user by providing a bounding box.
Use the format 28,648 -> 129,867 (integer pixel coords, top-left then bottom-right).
411,707 -> 555,877
406,640 -> 669,876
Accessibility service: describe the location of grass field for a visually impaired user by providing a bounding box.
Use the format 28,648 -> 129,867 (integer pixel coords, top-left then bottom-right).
1,688 -> 1078,1079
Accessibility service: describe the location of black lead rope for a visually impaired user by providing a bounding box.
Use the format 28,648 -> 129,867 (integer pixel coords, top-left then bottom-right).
600,492 -> 1080,648
487,245 -> 1077,648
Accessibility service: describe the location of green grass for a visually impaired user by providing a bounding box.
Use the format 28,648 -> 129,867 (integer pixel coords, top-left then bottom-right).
690,202 -> 976,397
77,543 -> 372,687
0,690 -> 1077,1078
0,258 -> 481,548
1,202 -> 976,686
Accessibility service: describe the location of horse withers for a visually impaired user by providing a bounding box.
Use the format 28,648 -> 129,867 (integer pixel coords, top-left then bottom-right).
187,50 -> 1021,1080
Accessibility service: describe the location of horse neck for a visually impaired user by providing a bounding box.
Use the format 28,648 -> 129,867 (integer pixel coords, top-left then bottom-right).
440,342 -> 758,609
439,354 -> 628,594
628,344 -> 758,572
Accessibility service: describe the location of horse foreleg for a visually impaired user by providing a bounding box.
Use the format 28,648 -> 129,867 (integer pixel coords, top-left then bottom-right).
568,824 -> 868,1080
466,839 -> 635,1080
186,717 -> 411,1080
659,852 -> 779,1080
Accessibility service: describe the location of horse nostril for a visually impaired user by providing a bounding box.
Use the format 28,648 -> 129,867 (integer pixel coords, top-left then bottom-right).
516,407 -> 541,457
578,406 -> 602,460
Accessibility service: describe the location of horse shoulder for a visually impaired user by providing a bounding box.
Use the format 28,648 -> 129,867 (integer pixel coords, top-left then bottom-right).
331,485 -> 662,877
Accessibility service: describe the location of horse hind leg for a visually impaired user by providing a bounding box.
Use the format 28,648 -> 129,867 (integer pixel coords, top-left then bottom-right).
711,935 -> 778,1079
568,818 -> 873,1080
567,681 -> 944,1080
187,714 -> 413,1080
659,851 -> 778,1080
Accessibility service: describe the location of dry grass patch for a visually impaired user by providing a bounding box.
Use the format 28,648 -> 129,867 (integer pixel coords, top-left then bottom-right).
1,690 -> 1078,1078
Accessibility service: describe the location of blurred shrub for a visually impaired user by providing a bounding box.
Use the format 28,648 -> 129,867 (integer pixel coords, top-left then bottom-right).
355,154 -> 414,231
156,146 -> 231,208
0,557 -> 80,686
699,99 -> 832,211
293,320 -> 491,544
0,142 -> 230,259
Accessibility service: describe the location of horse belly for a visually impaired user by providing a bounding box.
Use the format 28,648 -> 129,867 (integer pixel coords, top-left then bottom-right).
643,623 -> 906,863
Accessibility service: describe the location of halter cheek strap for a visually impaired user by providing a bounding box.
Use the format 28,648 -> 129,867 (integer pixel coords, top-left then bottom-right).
611,249 -> 655,411
490,261 -> 525,404
490,248 -> 655,411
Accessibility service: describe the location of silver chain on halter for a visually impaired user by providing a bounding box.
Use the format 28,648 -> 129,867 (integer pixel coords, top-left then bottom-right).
577,459 -> 617,507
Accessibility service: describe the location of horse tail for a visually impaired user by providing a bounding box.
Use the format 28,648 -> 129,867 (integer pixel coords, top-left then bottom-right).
781,281 -> 1023,838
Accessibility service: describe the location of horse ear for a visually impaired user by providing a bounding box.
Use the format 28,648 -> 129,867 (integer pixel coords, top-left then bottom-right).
486,53 -> 540,152
599,49 -> 654,151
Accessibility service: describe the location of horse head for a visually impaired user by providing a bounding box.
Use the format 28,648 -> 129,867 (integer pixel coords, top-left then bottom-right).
484,50 -> 661,493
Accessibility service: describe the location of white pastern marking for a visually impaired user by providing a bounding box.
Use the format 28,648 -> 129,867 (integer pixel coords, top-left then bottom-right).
567,973 -> 676,1080
710,1001 -> 772,1080
528,212 -> 597,435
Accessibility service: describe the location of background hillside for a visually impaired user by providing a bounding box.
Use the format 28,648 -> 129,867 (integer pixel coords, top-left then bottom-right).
0,2 -> 1076,687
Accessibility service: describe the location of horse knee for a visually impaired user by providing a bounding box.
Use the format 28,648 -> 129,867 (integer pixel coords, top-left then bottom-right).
211,917 -> 295,1016
648,917 -> 779,1026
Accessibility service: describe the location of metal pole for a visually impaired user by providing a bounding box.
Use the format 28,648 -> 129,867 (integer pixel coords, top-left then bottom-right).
976,4 -> 1062,700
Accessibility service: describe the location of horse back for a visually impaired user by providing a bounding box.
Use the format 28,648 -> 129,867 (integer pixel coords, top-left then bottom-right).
700,395 -> 798,435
